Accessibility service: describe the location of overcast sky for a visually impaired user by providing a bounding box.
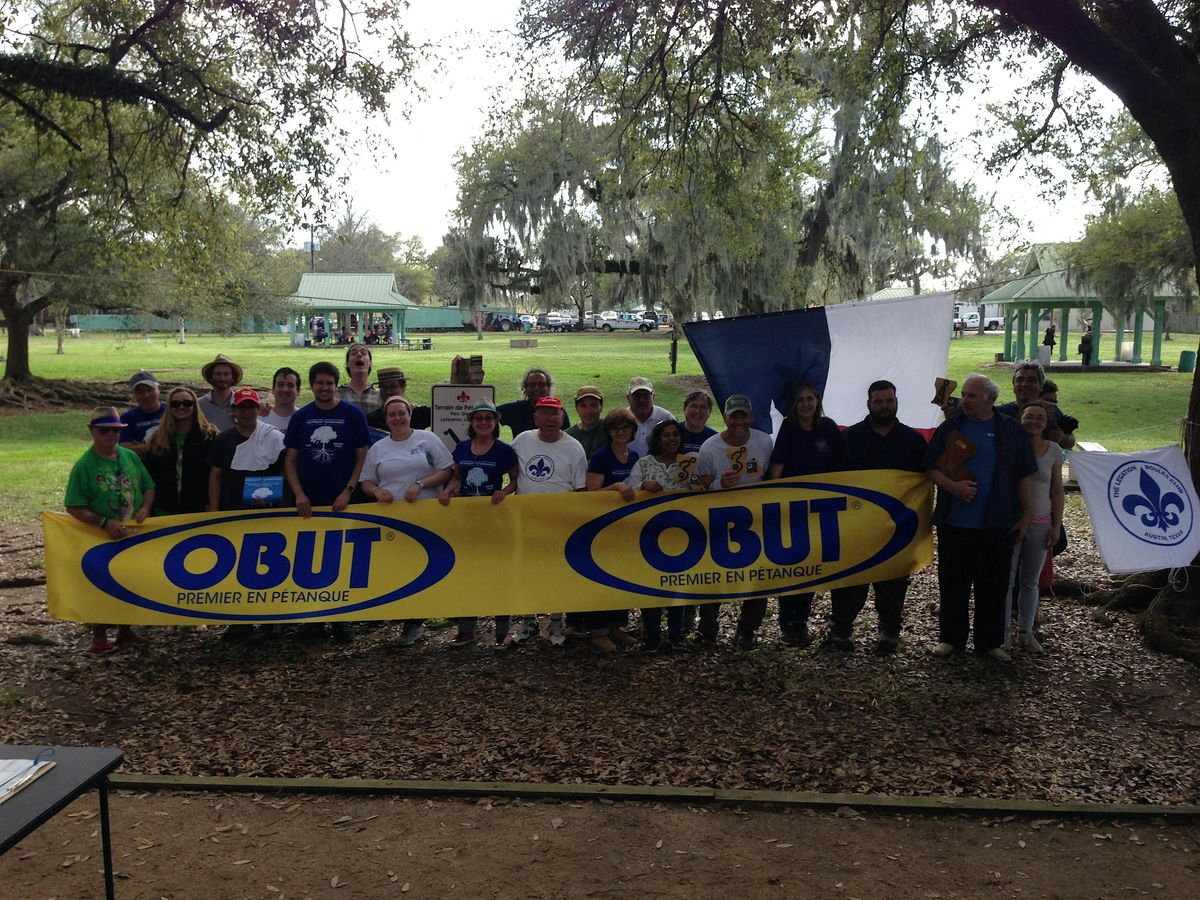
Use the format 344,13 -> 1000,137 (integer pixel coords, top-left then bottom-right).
326,1 -> 1098,285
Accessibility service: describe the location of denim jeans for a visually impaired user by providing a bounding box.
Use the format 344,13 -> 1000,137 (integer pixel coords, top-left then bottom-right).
1008,521 -> 1051,633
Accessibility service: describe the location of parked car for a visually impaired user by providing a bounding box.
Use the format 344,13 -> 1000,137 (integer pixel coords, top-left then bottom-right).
519,314 -> 536,329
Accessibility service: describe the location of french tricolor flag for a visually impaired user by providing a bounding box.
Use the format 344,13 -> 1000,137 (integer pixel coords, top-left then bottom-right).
684,293 -> 955,435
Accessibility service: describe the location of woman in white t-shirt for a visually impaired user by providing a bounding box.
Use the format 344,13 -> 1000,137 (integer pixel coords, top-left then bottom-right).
360,396 -> 454,503
1008,401 -> 1064,654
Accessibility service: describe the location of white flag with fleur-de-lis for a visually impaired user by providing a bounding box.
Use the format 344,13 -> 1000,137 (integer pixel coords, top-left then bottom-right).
1071,445 -> 1200,573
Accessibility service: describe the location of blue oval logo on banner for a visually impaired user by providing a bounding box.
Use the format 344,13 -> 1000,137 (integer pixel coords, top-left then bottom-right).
81,511 -> 455,621
564,481 -> 918,600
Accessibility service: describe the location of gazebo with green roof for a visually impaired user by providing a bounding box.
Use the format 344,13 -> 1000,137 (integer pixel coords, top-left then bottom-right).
285,273 -> 415,347
983,244 -> 1175,367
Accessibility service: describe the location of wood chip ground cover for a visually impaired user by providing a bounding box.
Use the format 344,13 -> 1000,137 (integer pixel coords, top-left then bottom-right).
2,496 -> 1198,806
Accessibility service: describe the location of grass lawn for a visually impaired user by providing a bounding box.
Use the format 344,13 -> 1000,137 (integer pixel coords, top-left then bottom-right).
1,327 -> 1195,525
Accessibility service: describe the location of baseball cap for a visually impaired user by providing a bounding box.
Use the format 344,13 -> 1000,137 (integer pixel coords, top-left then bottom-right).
233,387 -> 261,406
377,366 -> 407,383
470,399 -> 499,416
534,396 -> 565,410
129,370 -> 158,389
724,394 -> 753,415
574,385 -> 603,402
627,376 -> 654,394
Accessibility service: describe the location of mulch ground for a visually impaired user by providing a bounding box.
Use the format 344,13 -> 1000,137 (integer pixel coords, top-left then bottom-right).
2,496 -> 1199,806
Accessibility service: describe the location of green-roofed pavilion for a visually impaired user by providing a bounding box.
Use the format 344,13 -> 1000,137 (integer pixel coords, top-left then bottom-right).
983,244 -> 1176,367
286,273 -> 415,347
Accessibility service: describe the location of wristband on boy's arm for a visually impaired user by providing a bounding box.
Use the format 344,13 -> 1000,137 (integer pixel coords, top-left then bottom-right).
99,517 -> 108,529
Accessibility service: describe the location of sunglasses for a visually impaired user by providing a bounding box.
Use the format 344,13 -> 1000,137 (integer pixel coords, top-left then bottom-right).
170,400 -> 195,409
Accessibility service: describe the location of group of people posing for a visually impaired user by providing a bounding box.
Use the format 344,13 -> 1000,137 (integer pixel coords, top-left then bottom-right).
63,344 -> 1075,663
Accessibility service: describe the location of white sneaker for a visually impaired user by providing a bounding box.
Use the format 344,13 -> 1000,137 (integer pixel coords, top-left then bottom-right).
931,642 -> 957,658
1020,631 -> 1045,654
986,646 -> 1012,662
510,620 -> 538,644
548,617 -> 566,646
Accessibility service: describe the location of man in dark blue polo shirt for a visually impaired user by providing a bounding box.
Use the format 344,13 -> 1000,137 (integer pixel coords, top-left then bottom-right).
826,380 -> 929,655
924,374 -> 1036,662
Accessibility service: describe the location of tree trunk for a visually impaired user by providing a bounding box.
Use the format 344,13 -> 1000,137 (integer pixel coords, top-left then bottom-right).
0,281 -> 49,382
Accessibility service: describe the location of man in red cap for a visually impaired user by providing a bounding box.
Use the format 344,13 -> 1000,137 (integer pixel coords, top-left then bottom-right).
506,396 -> 587,643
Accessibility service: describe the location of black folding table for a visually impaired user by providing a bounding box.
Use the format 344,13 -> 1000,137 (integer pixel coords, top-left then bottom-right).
1,744 -> 124,899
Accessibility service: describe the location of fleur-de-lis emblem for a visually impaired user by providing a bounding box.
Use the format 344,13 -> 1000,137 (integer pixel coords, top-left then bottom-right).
529,457 -> 552,478
1121,467 -> 1185,533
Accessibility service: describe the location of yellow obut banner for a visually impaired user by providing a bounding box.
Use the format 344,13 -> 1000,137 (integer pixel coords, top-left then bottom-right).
42,472 -> 933,625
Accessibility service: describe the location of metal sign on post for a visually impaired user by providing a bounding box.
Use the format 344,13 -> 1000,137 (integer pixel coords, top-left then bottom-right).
431,384 -> 496,450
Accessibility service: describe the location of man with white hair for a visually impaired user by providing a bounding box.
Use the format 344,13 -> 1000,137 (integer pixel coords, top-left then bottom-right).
924,374 -> 1036,663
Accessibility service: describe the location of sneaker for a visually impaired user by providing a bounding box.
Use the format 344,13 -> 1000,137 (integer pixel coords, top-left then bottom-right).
449,632 -> 476,649
90,635 -> 115,654
642,635 -> 663,653
667,636 -> 690,652
331,622 -> 355,644
986,646 -> 1012,662
822,634 -> 854,653
115,627 -> 150,645
510,620 -> 538,644
1019,631 -> 1045,654
610,628 -> 636,649
873,637 -> 899,656
931,642 -> 957,658
494,633 -> 514,650
591,635 -> 617,653
396,622 -> 424,646
548,618 -> 566,646
784,626 -> 814,649
735,629 -> 757,651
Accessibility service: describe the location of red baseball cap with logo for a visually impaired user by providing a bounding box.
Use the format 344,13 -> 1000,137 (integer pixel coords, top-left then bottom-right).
233,387 -> 261,406
534,396 -> 564,410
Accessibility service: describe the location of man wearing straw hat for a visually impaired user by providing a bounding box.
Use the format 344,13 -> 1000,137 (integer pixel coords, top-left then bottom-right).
198,353 -> 243,432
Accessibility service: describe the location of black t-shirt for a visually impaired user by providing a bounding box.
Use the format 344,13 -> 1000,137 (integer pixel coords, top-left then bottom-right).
207,429 -> 289,511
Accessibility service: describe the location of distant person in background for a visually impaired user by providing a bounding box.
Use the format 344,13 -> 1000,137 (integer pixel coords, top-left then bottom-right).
64,407 -> 156,653
198,354 -> 242,431
119,370 -> 164,455
366,367 -> 430,430
1042,323 -> 1057,352
338,342 -> 380,416
497,368 -> 571,437
1078,324 -> 1094,368
263,366 -> 300,431
625,377 -> 673,457
145,386 -> 217,516
566,385 -> 606,458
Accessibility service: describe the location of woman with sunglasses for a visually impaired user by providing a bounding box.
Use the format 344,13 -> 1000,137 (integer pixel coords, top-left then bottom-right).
64,407 -> 157,653
145,386 -> 219,516
439,400 -> 519,649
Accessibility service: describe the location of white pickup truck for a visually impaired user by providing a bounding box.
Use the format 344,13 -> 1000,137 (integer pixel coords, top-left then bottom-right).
596,312 -> 656,332
955,310 -> 1004,331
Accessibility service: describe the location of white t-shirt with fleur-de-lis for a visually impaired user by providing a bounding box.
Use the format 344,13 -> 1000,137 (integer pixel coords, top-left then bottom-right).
512,431 -> 588,494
